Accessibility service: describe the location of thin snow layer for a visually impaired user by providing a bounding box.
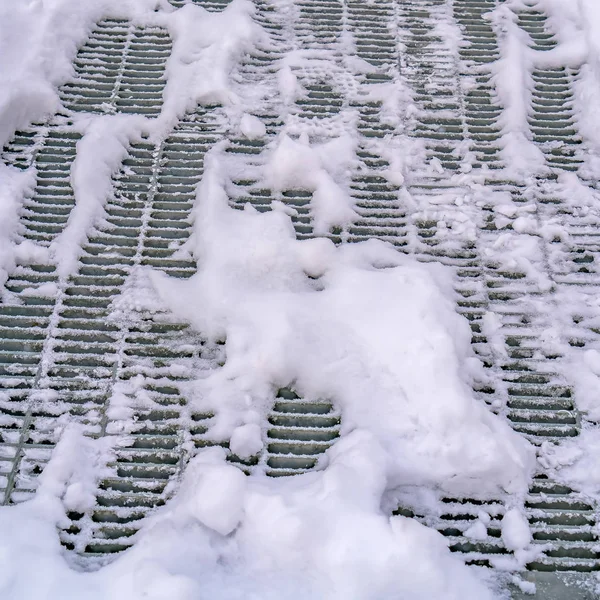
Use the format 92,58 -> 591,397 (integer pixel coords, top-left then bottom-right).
51,114 -> 146,278
541,426 -> 600,497
489,4 -> 546,175
151,149 -> 534,498
0,0 -> 265,280
488,0 -> 600,176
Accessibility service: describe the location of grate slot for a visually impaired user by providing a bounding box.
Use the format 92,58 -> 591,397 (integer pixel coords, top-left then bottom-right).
61,21 -> 171,116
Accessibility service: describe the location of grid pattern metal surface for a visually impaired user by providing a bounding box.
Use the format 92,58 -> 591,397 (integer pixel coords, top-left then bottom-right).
1,0 -> 598,596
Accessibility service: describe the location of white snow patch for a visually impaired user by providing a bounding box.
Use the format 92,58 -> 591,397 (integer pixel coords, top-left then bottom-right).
146,147 -> 534,499
278,65 -> 302,105
50,114 -> 146,277
488,5 -> 546,176
267,134 -> 358,234
0,431 -> 505,600
465,520 -> 488,541
229,423 -> 263,459
239,113 -> 266,140
19,282 -> 58,298
501,508 -> 532,552
156,0 -> 265,137
0,164 -> 36,291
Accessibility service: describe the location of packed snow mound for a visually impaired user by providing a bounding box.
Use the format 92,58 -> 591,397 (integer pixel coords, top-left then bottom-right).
150,148 -> 534,498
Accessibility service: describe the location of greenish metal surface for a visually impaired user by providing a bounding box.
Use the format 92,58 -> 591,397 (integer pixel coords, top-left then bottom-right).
0,0 -> 598,596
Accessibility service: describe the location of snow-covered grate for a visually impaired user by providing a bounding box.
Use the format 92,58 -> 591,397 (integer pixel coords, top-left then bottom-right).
169,0 -> 233,9
1,112 -> 221,555
517,10 -> 582,171
61,21 -> 171,116
61,383 -> 339,558
1,0 -> 600,596
3,127 -> 81,247
395,474 -> 598,573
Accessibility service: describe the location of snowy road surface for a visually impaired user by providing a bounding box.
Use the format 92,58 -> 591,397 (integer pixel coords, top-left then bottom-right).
0,0 -> 600,598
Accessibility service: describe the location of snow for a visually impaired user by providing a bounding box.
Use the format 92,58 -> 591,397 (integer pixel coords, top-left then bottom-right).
489,4 -> 547,176
0,0 -> 165,147
541,0 -> 600,155
239,113 -> 266,140
1,0 -> 600,597
0,432 -> 502,600
278,65 -> 302,105
487,0 -> 600,179
157,0 -> 264,135
0,0 -> 266,277
541,426 -> 600,496
501,508 -> 532,553
146,145 -> 534,499
267,134 -> 358,234
0,164 -> 35,293
229,423 -> 263,458
511,576 -> 536,596
51,114 -> 146,278
465,520 -> 488,541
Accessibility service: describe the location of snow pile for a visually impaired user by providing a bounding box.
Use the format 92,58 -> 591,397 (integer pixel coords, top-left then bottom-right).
1,436 -> 502,600
239,113 -> 266,140
150,146 -> 534,497
266,134 -> 358,234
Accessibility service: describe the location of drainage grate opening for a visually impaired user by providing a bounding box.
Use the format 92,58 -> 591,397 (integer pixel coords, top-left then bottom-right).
264,387 -> 341,477
60,21 -> 171,117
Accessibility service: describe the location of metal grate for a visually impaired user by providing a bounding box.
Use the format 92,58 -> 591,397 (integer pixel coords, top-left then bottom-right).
517,10 -> 582,172
169,0 -> 234,10
0,0 -> 599,596
264,388 -> 340,476
61,20 -> 172,117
